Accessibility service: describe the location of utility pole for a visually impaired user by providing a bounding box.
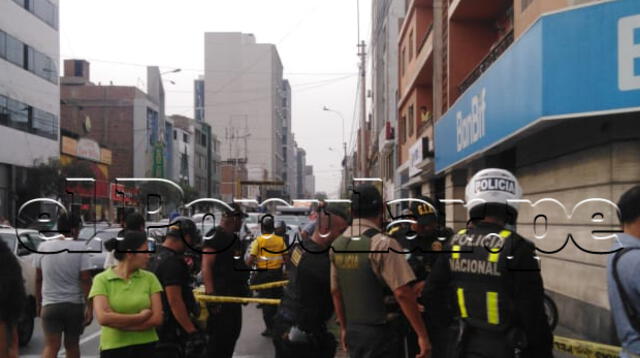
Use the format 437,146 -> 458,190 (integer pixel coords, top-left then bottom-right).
358,40 -> 367,177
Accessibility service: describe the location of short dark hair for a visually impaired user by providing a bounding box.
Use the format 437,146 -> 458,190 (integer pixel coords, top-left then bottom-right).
618,185 -> 640,224
105,231 -> 148,261
125,212 -> 145,230
57,212 -> 82,234
351,184 -> 383,219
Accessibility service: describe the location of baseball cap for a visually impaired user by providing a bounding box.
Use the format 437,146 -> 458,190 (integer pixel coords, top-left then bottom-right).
350,183 -> 383,218
323,202 -> 352,223
410,196 -> 438,226
222,202 -> 248,218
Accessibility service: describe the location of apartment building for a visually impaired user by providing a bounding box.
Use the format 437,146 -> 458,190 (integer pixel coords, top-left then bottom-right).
0,0 -> 60,221
389,0 -> 640,344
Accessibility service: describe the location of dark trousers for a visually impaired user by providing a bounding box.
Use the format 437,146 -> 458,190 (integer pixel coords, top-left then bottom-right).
404,312 -> 450,358
206,303 -> 242,358
346,323 -> 402,358
100,342 -> 156,358
272,315 -> 336,358
254,269 -> 284,332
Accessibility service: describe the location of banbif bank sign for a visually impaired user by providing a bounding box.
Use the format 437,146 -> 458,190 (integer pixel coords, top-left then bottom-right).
435,0 -> 640,173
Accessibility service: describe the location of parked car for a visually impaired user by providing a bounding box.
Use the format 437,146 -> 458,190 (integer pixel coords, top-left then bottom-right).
0,228 -> 45,346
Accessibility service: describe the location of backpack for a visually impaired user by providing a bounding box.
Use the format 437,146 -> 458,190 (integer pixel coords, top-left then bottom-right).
612,248 -> 640,333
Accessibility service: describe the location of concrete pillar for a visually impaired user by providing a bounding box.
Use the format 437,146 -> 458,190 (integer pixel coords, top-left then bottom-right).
444,168 -> 468,230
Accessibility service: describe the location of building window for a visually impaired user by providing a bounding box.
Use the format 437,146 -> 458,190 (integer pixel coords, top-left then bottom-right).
201,133 -> 206,146
12,0 -> 58,29
400,115 -> 406,144
0,32 -> 5,59
1,29 -> 58,84
183,133 -> 189,144
0,94 -> 57,140
409,31 -> 414,59
173,130 -> 177,140
408,105 -> 414,137
401,48 -> 406,75
74,60 -> 83,76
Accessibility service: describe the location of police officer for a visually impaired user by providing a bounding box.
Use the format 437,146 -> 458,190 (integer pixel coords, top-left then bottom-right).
331,184 -> 430,358
390,196 -> 453,358
273,202 -> 351,358
201,203 -> 250,358
148,216 -> 206,358
246,215 -> 288,337
426,168 -> 553,358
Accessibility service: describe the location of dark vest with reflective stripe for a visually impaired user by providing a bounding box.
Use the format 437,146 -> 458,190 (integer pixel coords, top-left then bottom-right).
332,228 -> 387,325
448,226 -> 517,331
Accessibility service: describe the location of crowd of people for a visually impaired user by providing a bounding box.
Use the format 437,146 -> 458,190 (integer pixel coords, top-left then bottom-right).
1,167 -> 640,358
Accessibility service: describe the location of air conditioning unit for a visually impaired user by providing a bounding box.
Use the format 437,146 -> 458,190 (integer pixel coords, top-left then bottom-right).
385,121 -> 395,140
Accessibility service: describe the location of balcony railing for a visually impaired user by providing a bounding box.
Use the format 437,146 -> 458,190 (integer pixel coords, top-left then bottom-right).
418,23 -> 434,54
458,30 -> 514,95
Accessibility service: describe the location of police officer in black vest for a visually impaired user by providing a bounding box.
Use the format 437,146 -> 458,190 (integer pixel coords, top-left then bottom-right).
201,203 -> 250,358
390,196 -> 454,358
272,202 -> 351,358
148,217 -> 206,358
426,168 -> 553,358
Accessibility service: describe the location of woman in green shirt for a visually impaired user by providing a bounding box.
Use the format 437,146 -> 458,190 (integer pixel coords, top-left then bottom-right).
89,231 -> 163,358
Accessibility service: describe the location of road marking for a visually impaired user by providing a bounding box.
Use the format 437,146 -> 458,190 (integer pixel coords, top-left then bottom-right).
79,330 -> 102,346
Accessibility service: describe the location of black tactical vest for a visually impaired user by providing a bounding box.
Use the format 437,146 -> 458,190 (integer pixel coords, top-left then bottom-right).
448,226 -> 518,331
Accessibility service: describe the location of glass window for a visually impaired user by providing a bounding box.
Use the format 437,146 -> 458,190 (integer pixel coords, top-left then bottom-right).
25,46 -> 35,71
33,0 -> 58,29
173,129 -> 177,140
183,133 -> 189,143
0,96 -> 8,125
0,31 -> 6,59
6,34 -> 23,67
7,99 -> 28,131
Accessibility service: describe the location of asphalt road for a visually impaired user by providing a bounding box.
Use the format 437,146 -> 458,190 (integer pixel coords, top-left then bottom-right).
19,304 -> 274,358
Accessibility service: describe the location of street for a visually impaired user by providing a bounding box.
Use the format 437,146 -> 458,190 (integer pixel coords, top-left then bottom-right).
20,304 -> 275,358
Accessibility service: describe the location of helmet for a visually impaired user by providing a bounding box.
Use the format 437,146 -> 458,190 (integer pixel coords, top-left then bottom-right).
167,216 -> 202,247
465,168 -> 522,222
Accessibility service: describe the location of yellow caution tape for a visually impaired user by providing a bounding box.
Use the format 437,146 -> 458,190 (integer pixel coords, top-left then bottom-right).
194,293 -> 281,305
553,335 -> 621,358
249,280 -> 289,291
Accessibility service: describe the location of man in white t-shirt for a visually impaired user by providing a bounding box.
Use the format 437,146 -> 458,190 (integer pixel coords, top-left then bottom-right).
34,213 -> 92,358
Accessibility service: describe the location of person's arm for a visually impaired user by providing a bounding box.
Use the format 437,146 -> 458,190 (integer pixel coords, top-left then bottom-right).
245,239 -> 258,267
120,292 -> 164,331
165,285 -> 197,334
80,270 -> 93,325
35,268 -> 43,317
92,295 -> 151,329
380,237 -> 431,358
202,247 -> 216,295
330,256 -> 348,351
511,240 -> 553,357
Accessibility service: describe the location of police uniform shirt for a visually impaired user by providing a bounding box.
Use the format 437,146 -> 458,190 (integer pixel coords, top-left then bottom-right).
278,238 -> 334,331
425,222 -> 553,357
203,226 -> 249,296
330,218 -> 416,294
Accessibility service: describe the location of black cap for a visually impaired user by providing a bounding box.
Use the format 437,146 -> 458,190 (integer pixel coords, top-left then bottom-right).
410,196 -> 438,226
167,216 -> 202,245
351,183 -> 383,218
223,202 -> 248,218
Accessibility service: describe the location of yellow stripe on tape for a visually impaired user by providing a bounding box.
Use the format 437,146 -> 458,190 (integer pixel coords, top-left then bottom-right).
553,335 -> 621,358
195,294 -> 281,305
249,280 -> 290,291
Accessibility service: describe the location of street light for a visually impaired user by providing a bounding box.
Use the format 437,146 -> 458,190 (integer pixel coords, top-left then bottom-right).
322,106 -> 348,196
161,68 -> 181,75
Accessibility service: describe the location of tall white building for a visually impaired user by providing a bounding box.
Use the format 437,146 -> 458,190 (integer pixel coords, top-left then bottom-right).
370,0 -> 404,200
204,32 -> 285,184
0,0 -> 60,220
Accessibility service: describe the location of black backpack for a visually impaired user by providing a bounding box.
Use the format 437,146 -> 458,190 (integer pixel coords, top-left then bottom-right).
612,248 -> 640,333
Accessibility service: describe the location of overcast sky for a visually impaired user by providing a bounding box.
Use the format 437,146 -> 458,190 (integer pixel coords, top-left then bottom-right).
60,0 -> 372,198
